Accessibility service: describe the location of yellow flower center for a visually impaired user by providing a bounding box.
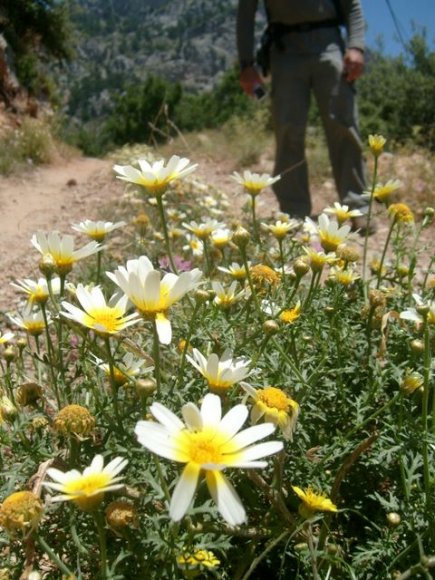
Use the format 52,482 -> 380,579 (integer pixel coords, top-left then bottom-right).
177,428 -> 237,466
258,387 -> 291,412
64,473 -> 111,498
25,321 -> 46,336
319,233 -> 342,254
86,307 -> 123,333
334,209 -> 351,224
189,438 -> 222,464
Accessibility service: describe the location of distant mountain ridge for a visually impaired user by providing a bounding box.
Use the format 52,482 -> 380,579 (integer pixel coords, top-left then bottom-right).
60,0 -> 266,121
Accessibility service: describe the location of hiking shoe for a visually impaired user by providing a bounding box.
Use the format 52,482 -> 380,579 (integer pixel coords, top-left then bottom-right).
351,215 -> 377,236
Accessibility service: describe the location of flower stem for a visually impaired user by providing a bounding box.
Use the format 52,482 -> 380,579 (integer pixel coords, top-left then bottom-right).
151,319 -> 162,392
250,194 -> 259,241
421,318 -> 432,516
96,250 -> 102,285
173,302 -> 202,392
41,303 -> 61,408
156,195 -> 177,274
376,216 -> 396,288
104,336 -> 122,428
362,156 -> 378,290
35,533 -> 75,577
93,512 -> 108,579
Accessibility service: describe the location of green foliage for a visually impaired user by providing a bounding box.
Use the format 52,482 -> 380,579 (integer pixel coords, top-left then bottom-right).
0,0 -> 73,97
0,116 -> 60,174
105,75 -> 183,146
359,33 -> 435,150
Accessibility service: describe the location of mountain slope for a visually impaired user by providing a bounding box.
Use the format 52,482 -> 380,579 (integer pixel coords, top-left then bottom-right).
59,0 -> 266,121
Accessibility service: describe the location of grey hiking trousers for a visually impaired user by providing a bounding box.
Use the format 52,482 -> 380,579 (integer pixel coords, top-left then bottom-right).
270,33 -> 368,218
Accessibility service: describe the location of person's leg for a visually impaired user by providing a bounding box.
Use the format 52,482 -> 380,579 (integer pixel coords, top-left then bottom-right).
312,48 -> 368,212
270,51 -> 312,218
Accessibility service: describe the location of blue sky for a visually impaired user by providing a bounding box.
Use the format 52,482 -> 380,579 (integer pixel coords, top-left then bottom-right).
363,0 -> 435,55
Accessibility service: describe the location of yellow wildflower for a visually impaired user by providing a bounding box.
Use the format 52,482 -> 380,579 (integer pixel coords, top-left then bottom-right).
0,491 -> 43,536
292,486 -> 337,519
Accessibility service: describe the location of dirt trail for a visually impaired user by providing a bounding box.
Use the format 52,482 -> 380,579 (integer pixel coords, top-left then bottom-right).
0,156 -> 122,312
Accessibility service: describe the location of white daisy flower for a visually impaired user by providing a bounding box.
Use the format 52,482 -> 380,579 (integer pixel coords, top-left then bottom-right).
135,393 -> 283,525
31,232 -> 102,276
186,348 -> 251,395
44,455 -> 128,511
61,284 -> 140,336
231,171 -> 281,197
107,256 -> 202,344
113,155 -> 198,196
11,277 -> 61,305
72,219 -> 126,242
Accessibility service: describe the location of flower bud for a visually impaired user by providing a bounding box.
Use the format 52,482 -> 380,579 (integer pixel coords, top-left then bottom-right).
0,396 -> 17,421
38,255 -> 56,279
293,258 -> 310,277
400,371 -> 424,396
410,339 -> 424,354
416,303 -> 430,317
423,207 -> 434,219
232,226 -> 251,249
135,378 -> 157,397
336,245 -> 360,263
386,512 -> 401,526
368,134 -> 386,157
368,289 -> 386,308
16,338 -> 27,353
263,320 -> 280,335
194,289 -> 209,304
2,347 -> 16,363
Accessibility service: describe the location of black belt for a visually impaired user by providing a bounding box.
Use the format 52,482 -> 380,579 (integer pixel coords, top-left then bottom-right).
271,19 -> 340,35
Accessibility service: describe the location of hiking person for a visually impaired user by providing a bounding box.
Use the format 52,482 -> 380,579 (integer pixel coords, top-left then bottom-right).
236,0 -> 374,233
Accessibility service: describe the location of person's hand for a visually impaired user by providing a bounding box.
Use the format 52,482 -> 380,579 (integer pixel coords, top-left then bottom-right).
343,48 -> 364,82
240,65 -> 263,97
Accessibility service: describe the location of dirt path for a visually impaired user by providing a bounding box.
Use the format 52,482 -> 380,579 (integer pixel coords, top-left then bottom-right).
0,156 -> 122,312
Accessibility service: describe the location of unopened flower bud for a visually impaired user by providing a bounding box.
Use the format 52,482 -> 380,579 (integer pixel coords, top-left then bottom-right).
293,258 -> 310,277
396,265 -> 409,278
410,339 -> 424,354
135,378 -> 157,397
2,347 -> 16,363
416,303 -> 430,316
423,207 -> 434,219
336,245 -> 360,263
386,512 -> 401,526
194,289 -> 209,304
368,289 -> 386,308
38,255 -> 56,278
0,396 -> 17,421
232,226 -> 251,249
16,338 -> 27,353
263,320 -> 279,335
